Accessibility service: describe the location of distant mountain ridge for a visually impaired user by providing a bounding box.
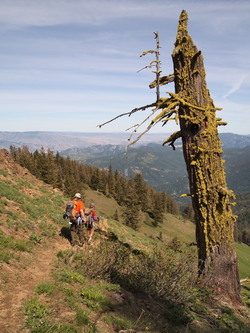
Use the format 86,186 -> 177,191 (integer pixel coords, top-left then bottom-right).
0,131 -> 165,151
61,143 -> 250,202
0,131 -> 249,152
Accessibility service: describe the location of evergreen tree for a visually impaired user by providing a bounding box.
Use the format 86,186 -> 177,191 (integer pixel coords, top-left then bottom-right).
107,165 -> 115,197
132,172 -> 149,210
90,168 -> 101,191
182,204 -> 195,222
151,192 -> 164,227
114,170 -> 127,205
122,204 -> 141,230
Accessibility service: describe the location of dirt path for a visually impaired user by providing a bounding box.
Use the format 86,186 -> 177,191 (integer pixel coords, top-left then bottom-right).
0,236 -> 70,333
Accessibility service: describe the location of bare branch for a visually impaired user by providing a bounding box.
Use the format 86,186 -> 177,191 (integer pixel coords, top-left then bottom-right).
137,64 -> 153,73
154,31 -> 161,101
97,102 -> 157,128
126,106 -> 160,145
127,121 -> 156,147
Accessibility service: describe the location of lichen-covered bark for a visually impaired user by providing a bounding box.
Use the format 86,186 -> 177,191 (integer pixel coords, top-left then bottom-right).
172,10 -> 241,303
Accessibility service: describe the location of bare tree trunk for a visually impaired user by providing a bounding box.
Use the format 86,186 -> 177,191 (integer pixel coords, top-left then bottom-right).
172,10 -> 241,304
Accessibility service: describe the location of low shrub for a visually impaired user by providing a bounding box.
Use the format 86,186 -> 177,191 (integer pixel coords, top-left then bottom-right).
80,285 -> 113,311
73,240 -> 197,303
29,233 -> 42,244
55,269 -> 86,284
35,280 -> 56,296
75,308 -> 91,326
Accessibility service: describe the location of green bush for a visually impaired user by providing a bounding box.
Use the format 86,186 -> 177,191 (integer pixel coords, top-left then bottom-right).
73,240 -> 197,303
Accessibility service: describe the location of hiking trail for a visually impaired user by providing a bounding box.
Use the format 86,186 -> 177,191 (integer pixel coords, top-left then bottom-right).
0,235 -> 70,333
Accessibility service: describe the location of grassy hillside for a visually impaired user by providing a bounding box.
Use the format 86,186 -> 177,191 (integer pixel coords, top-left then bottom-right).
84,188 -> 250,279
0,149 -> 250,332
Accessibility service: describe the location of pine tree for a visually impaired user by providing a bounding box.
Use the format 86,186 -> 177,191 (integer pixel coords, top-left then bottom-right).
122,204 -> 141,230
107,165 -> 115,197
132,172 -> 149,210
151,192 -> 164,227
182,204 -> 195,222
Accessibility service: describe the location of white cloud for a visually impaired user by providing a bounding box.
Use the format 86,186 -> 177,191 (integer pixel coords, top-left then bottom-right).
223,75 -> 247,99
0,0 -> 249,134
0,0 -> 249,30
0,0 -> 174,27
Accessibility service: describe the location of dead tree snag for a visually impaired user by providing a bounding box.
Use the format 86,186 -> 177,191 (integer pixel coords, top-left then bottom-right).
98,10 -> 241,304
172,10 -> 241,304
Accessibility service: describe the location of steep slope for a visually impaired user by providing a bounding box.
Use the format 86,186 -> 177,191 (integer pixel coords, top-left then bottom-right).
0,149 -> 250,332
0,238 -> 69,332
0,149 -> 70,332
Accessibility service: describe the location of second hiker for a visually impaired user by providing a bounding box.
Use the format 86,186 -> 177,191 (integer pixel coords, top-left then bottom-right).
84,203 -> 99,245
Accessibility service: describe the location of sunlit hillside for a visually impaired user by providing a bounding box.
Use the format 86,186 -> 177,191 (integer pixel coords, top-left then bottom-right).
0,149 -> 249,332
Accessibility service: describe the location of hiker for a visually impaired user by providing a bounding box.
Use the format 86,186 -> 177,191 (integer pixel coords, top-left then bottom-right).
67,193 -> 85,247
84,203 -> 99,245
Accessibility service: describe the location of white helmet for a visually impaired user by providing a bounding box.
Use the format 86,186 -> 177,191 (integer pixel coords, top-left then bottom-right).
74,193 -> 81,199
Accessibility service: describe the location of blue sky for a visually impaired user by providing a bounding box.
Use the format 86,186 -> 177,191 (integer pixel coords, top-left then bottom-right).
0,0 -> 249,136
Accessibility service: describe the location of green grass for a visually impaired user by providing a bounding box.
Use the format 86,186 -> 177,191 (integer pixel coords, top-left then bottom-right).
104,314 -> 135,331
0,230 -> 33,263
84,188 -> 121,218
35,280 -> 57,296
0,169 -> 8,177
0,180 -> 26,204
80,285 -> 113,311
75,308 -> 91,326
54,269 -> 86,284
235,242 -> 250,279
24,297 -> 81,333
106,218 -> 159,253
1,156 -> 250,332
